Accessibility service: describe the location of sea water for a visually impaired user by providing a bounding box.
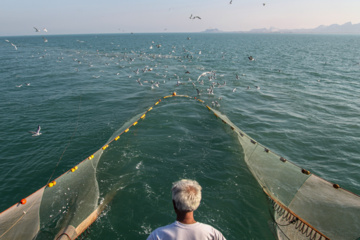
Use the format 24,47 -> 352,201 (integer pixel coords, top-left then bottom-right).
1,33 -> 359,239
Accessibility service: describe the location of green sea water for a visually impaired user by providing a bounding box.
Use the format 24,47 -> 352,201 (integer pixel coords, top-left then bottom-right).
1,33 -> 359,239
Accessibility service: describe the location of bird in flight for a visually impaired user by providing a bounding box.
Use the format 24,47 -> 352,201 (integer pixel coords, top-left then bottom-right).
29,125 -> 42,136
189,14 -> 201,20
5,40 -> 17,50
11,43 -> 17,50
34,27 -> 40,32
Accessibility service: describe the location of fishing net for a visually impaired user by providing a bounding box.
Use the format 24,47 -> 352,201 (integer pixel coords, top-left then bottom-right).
209,107 -> 360,240
0,109 -> 147,240
0,95 -> 359,240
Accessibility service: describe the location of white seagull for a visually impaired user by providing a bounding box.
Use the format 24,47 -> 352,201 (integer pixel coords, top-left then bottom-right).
197,71 -> 213,82
29,125 -> 42,136
11,43 -> 17,50
5,40 -> 17,50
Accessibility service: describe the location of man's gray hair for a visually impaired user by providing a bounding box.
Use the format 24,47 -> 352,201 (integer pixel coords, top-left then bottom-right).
172,179 -> 202,212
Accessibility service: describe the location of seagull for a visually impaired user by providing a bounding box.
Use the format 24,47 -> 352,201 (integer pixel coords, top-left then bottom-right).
263,3 -> 266,6
190,14 -> 201,20
29,125 -> 42,136
230,0 -> 233,4
5,40 -> 17,50
43,28 -> 48,32
248,56 -> 254,61
197,72 -> 213,82
11,43 -> 17,50
43,37 -> 48,43
33,27 -> 40,32
136,78 -> 143,85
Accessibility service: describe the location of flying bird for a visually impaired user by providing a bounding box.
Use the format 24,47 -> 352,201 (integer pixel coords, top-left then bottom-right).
5,40 -> 17,50
10,43 -> 17,50
190,14 -> 201,20
29,125 -> 42,136
197,72 -> 213,82
43,28 -> 48,32
33,27 -> 40,32
263,3 -> 266,6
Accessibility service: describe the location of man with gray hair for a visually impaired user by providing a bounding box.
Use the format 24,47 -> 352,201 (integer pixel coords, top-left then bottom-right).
147,179 -> 226,240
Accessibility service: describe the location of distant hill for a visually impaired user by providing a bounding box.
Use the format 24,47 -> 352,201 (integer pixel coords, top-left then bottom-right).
203,22 -> 360,34
305,22 -> 360,34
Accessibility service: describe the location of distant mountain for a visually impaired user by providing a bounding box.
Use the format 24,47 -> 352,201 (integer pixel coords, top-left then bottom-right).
307,22 -> 360,34
203,22 -> 360,34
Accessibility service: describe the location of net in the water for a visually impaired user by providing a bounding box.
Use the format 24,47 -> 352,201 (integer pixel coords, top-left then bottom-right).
0,95 -> 359,240
209,107 -> 360,240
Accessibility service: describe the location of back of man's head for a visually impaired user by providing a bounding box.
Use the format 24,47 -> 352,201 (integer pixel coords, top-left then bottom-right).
172,179 -> 202,212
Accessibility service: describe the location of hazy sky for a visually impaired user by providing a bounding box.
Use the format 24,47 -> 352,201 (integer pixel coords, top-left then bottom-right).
1,0 -> 360,36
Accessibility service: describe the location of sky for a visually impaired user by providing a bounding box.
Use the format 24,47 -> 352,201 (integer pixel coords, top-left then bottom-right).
1,0 -> 360,36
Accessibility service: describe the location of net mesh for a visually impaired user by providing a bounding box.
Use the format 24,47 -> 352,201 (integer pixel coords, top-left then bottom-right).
0,95 -> 359,240
209,107 -> 360,240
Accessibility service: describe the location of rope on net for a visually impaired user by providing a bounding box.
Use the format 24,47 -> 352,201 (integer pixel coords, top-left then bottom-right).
267,197 -> 329,240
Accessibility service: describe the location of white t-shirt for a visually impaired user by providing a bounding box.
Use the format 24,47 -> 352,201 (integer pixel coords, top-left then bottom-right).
147,221 -> 226,240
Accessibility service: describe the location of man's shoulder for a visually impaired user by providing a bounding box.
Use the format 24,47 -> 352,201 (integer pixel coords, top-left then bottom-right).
197,222 -> 226,240
151,222 -> 178,233
147,221 -> 226,240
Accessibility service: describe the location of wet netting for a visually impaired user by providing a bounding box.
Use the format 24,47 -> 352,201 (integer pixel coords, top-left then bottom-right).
0,94 -> 359,240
